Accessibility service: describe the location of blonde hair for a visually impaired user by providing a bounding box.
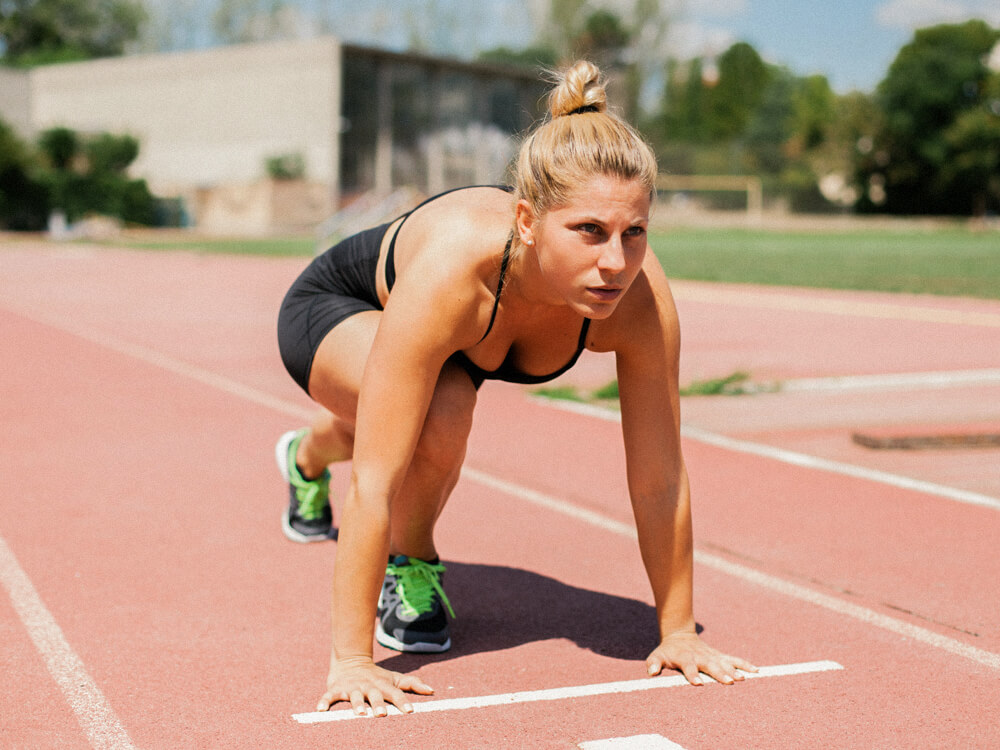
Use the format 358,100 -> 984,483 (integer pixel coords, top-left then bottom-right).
513,60 -> 658,220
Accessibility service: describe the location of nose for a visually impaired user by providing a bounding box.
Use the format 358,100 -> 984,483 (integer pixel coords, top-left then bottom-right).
597,235 -> 627,276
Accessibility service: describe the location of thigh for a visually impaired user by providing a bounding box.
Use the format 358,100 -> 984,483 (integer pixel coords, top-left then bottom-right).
307,310 -> 381,421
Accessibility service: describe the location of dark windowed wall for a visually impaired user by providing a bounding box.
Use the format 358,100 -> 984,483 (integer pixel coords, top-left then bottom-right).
339,46 -> 545,202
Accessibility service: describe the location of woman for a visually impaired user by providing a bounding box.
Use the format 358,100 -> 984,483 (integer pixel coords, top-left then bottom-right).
276,60 -> 755,717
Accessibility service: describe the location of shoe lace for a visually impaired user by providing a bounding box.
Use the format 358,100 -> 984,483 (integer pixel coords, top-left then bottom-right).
292,469 -> 329,521
387,558 -> 455,619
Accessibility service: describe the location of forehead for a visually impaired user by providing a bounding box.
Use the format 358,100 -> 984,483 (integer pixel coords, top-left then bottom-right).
550,174 -> 651,218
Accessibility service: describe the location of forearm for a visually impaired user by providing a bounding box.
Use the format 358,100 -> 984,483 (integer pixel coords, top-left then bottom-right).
632,473 -> 696,638
330,480 -> 391,662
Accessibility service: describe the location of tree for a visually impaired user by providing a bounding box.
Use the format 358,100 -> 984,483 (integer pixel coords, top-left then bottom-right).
938,73 -> 1000,216
704,42 -> 770,140
660,58 -> 709,143
0,0 -> 146,66
865,20 -> 1000,214
212,0 -> 316,45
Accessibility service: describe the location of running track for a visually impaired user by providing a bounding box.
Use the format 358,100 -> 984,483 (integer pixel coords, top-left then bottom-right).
2,242 -> 998,749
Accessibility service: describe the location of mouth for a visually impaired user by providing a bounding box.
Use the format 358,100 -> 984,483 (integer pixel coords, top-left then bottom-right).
586,286 -> 623,302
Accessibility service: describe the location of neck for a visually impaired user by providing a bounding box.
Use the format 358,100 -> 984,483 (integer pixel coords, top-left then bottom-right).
505,240 -> 564,308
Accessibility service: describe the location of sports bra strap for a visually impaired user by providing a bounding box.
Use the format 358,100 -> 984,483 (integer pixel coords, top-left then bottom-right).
384,185 -> 512,291
477,233 -> 513,344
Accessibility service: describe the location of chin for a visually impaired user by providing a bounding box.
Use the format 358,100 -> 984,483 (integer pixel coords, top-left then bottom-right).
575,299 -> 620,320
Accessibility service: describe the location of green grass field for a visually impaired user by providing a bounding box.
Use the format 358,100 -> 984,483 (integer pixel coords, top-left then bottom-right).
97,223 -> 1000,300
649,226 -> 1000,300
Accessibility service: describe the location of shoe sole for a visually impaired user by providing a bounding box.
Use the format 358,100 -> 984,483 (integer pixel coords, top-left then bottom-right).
276,430 -> 333,544
375,620 -> 451,653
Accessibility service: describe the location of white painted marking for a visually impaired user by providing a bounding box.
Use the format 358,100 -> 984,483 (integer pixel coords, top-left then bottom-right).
291,661 -> 843,723
779,368 -> 1000,392
534,397 -> 1000,513
5,305 -> 315,421
670,283 -> 1000,328
463,467 -> 1000,673
579,734 -> 686,749
681,425 -> 1000,512
0,536 -> 137,750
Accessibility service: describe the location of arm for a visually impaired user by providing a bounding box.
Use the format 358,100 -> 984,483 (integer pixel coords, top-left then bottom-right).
317,246 -> 488,715
612,253 -> 756,685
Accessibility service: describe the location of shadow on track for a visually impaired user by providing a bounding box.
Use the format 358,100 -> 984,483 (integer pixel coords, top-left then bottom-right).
376,561 -> 702,672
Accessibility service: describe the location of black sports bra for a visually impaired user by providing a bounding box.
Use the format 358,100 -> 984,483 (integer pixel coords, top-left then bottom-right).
384,186 -> 591,385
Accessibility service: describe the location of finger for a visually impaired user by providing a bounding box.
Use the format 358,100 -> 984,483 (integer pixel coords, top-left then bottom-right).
348,689 -> 368,716
680,661 -> 704,686
710,654 -> 757,683
368,688 -> 388,718
384,685 -> 416,715
396,674 -> 434,696
731,656 -> 759,673
709,661 -> 737,685
316,691 -> 336,712
646,656 -> 664,676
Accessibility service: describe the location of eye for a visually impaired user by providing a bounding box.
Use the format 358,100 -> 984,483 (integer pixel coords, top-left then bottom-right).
624,225 -> 646,239
576,223 -> 601,234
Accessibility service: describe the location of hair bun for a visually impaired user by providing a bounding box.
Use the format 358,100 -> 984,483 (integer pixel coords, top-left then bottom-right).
548,60 -> 608,119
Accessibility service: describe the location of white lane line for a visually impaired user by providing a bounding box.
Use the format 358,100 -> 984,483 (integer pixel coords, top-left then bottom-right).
534,397 -> 1000,513
0,537 -> 137,750
292,661 -> 843,723
681,425 -> 1000,512
463,467 -> 1000,673
779,368 -> 1000,392
579,735 -> 686,750
4,305 -> 316,422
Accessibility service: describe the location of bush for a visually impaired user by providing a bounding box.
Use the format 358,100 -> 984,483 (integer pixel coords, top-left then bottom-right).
0,118 -> 49,230
265,153 -> 305,180
38,127 -> 157,226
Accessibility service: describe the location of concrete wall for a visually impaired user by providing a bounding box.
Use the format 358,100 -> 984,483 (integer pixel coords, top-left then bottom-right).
27,38 -> 341,209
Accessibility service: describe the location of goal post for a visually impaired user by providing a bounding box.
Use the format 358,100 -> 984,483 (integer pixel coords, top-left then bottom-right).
656,175 -> 763,222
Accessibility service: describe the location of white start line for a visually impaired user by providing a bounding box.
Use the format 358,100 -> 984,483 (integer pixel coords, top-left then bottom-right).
292,660 -> 843,723
579,735 -> 687,750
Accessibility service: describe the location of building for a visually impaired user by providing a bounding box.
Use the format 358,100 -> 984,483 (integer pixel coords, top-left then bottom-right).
0,38 -> 547,234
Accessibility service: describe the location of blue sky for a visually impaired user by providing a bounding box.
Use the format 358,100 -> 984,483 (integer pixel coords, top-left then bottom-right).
143,0 -> 1000,94
675,0 -> 1000,92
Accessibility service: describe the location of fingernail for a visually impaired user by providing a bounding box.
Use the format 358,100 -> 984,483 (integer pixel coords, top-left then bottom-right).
403,704 -> 413,713
647,664 -> 657,675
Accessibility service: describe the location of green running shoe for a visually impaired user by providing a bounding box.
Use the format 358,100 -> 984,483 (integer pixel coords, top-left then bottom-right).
275,429 -> 335,542
376,555 -> 455,653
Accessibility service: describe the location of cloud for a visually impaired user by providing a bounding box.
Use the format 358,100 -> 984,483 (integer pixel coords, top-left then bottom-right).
665,20 -> 737,59
684,0 -> 747,17
875,0 -> 1000,30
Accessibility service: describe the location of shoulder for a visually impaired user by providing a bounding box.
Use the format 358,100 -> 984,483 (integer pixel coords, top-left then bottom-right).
384,187 -> 514,351
394,186 -> 514,275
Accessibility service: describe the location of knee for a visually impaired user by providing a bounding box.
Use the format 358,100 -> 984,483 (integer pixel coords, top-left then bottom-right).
414,365 -> 477,467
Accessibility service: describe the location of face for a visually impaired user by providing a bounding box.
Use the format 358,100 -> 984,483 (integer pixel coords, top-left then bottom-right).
518,174 -> 651,319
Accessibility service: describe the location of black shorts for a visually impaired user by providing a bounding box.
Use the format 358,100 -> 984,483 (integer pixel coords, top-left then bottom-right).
277,224 -> 390,394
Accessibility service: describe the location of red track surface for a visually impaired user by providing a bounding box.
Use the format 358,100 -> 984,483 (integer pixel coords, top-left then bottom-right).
2,243 -> 998,749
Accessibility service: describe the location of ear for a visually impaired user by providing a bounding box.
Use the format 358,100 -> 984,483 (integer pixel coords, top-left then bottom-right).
514,199 -> 537,246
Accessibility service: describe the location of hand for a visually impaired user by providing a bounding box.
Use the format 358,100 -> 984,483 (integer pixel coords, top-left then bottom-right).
317,656 -> 434,717
646,631 -> 757,686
